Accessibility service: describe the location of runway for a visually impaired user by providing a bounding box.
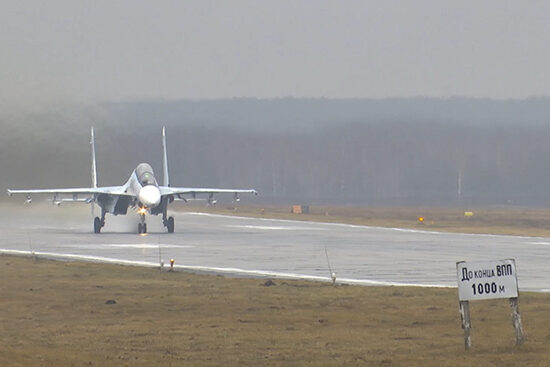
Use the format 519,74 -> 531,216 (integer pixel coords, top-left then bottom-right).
1,204 -> 549,291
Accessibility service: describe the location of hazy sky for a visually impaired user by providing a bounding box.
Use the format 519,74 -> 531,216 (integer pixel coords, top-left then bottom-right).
2,1 -> 550,107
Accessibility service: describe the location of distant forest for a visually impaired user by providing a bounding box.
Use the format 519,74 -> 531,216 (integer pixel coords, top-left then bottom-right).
3,97 -> 550,206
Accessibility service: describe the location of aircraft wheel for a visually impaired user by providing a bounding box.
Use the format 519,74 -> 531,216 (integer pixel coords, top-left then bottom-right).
167,216 -> 174,233
94,217 -> 102,233
138,223 -> 147,234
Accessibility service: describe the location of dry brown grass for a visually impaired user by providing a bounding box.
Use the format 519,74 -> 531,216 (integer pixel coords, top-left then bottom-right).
2,255 -> 550,366
182,204 -> 550,237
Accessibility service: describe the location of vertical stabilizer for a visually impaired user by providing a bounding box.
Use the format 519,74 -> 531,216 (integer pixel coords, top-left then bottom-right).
162,126 -> 170,187
91,127 -> 98,188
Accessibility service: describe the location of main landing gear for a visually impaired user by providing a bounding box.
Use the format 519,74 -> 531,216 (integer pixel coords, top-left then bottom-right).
161,201 -> 175,233
163,215 -> 175,233
167,216 -> 174,233
93,207 -> 173,234
93,210 -> 106,234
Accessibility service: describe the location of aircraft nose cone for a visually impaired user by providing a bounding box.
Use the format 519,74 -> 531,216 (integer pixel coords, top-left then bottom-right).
139,185 -> 161,207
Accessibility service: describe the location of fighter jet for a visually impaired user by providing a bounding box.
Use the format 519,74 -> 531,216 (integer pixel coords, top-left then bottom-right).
7,127 -> 257,234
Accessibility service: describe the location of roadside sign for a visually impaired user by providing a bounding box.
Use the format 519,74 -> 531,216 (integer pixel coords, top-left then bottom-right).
456,259 -> 518,301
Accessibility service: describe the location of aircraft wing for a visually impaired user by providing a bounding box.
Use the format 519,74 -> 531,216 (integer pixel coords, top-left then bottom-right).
159,186 -> 258,197
7,186 -> 134,197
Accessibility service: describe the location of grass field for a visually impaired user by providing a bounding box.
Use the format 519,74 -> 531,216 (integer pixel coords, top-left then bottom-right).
2,255 -> 550,366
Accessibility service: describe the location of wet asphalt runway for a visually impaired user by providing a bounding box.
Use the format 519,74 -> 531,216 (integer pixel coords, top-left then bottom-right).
1,204 -> 550,291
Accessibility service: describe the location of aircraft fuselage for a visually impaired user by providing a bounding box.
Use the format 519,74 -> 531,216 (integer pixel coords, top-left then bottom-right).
99,163 -> 162,215
127,163 -> 161,209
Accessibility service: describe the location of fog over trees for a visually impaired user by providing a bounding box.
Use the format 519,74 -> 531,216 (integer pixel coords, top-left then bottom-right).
2,98 -> 550,206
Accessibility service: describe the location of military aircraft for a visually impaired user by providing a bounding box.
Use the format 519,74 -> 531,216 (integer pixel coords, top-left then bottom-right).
7,127 -> 257,234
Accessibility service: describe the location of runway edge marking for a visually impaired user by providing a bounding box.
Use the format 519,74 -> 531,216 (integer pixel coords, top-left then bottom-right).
182,212 -> 549,240
0,248 -> 451,289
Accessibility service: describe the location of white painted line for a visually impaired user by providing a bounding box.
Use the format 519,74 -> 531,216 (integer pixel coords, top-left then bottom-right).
26,225 -> 83,230
0,248 -> 452,289
182,212 -> 547,240
225,225 -> 327,231
50,243 -> 192,249
98,244 -> 193,249
0,249 -> 154,267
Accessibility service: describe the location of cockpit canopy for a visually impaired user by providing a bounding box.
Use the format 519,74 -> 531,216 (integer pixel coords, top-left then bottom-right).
135,163 -> 158,186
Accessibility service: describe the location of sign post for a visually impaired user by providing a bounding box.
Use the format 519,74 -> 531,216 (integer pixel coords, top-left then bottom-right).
458,299 -> 472,349
456,259 -> 524,349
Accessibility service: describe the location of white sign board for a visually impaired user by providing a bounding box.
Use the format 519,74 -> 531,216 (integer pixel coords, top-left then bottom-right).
456,259 -> 518,301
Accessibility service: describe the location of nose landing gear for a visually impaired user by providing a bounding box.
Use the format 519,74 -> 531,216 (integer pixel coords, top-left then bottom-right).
138,212 -> 147,234
138,222 -> 147,234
